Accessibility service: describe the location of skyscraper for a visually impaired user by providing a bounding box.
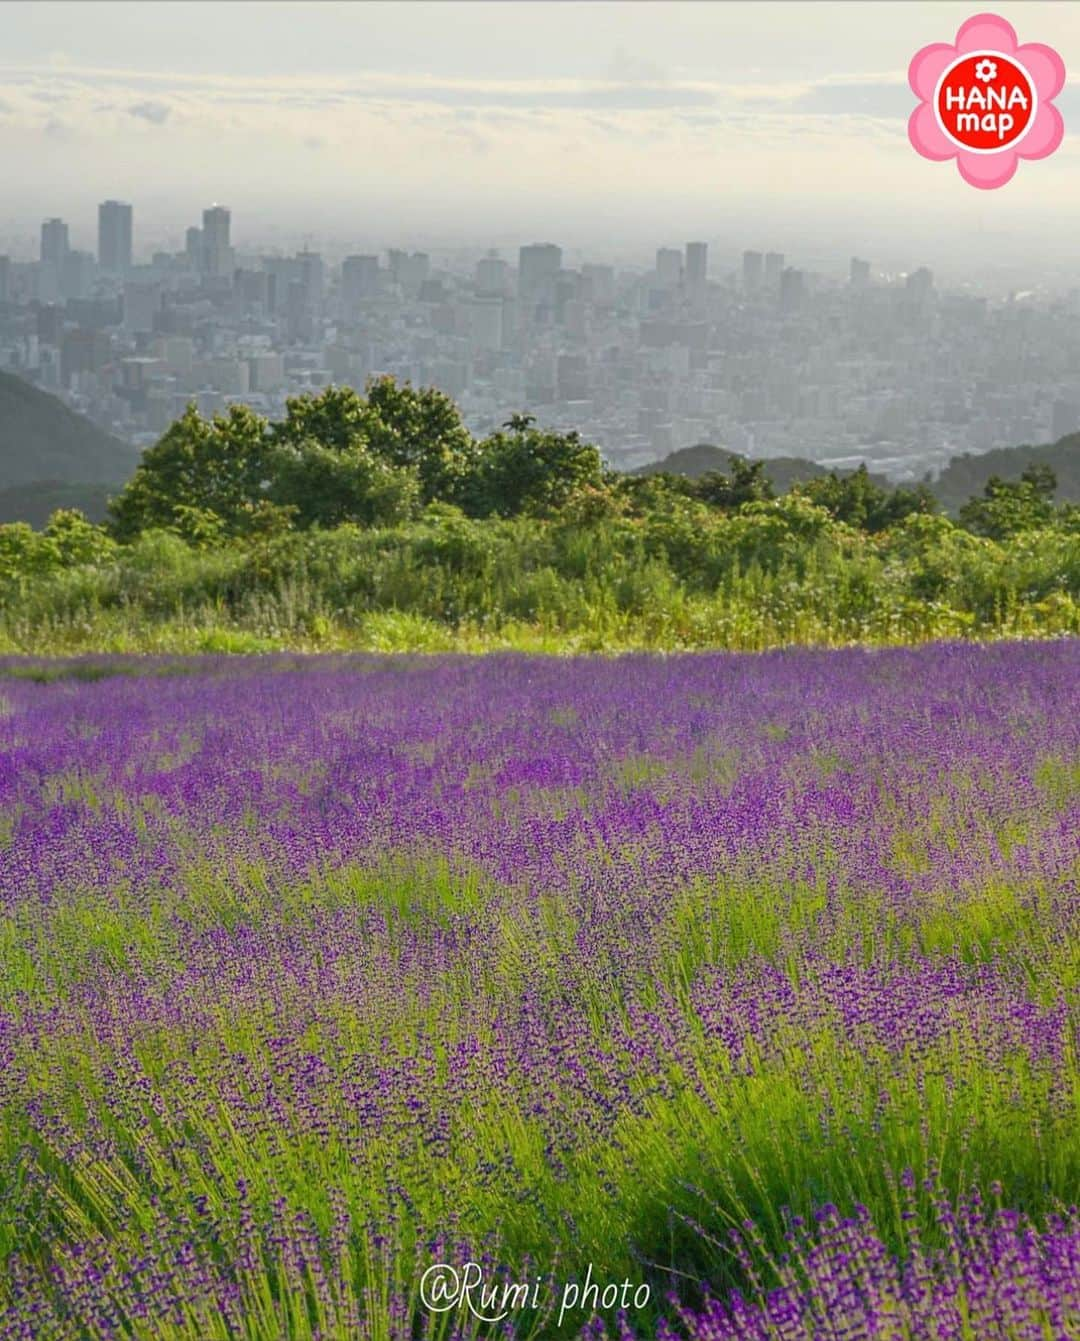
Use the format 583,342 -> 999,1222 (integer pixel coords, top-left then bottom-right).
742,250 -> 763,294
475,253 -> 508,296
201,205 -> 232,277
685,242 -> 708,289
764,251 -> 785,288
850,256 -> 871,288
517,243 -> 562,325
202,205 -> 230,250
655,248 -> 682,287
0,256 -> 10,304
342,255 -> 380,309
185,227 -> 203,267
98,200 -> 133,274
779,266 -> 805,313
61,250 -> 95,301
40,218 -> 69,267
905,267 -> 934,299
518,244 -> 562,300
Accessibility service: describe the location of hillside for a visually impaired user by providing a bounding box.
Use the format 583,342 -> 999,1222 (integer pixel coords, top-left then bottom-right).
637,443 -> 891,493
0,480 -> 117,527
932,436 -> 1080,513
0,370 -> 137,489
642,437 -> 1080,512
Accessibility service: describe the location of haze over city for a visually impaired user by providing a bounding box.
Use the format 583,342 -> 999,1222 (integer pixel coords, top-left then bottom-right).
2,1 -> 1080,277
3,1 -> 1080,486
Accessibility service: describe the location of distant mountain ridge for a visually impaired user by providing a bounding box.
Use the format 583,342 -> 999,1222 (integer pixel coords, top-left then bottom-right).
639,438 -> 1080,511
635,443 -> 892,493
931,437 -> 1080,512
0,370 -> 137,490
0,480 -> 116,528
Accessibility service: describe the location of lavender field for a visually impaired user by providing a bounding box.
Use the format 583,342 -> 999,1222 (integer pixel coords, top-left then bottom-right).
0,643 -> 1078,1339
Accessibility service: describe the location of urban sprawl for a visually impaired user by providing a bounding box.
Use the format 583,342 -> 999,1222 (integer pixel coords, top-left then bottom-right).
3,202 -> 1080,478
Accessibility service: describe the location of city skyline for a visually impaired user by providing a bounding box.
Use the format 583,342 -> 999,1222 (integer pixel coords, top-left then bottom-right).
2,3 -> 1080,279
5,188 -> 1080,486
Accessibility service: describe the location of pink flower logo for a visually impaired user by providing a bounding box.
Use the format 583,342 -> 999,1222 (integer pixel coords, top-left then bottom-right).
908,11 -> 1065,189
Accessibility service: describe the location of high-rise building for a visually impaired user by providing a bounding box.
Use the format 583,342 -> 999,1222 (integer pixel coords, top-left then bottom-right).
741,250 -> 763,294
581,263 -> 615,306
655,248 -> 682,287
518,243 -> 562,300
764,251 -> 785,288
98,200 -> 133,274
387,249 -> 429,297
850,256 -> 871,288
779,266 -> 805,313
60,328 -> 112,386
185,227 -> 203,267
61,250 -> 96,301
123,280 -> 163,333
342,255 -> 380,309
201,206 -> 232,277
475,254 -> 508,296
296,251 -> 324,312
41,218 -> 70,267
465,295 -> 504,351
906,267 -> 934,299
685,242 -> 708,289
202,205 -> 230,250
0,255 -> 10,303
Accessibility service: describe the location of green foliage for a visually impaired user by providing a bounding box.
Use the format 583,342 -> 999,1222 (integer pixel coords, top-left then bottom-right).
959,465 -> 1059,540
42,508 -> 118,567
933,436 -> 1080,513
109,403 -> 274,541
694,456 -> 775,509
268,436 -> 420,529
0,522 -> 50,584
5,386 -> 1079,654
799,463 -> 938,533
361,377 -> 478,504
468,419 -> 605,518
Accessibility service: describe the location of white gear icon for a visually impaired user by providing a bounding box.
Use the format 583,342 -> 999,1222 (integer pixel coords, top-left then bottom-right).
974,59 -> 997,83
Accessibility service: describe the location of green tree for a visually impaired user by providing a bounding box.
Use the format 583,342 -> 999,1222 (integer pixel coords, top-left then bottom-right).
958,465 -> 1057,540
695,456 -> 775,509
109,403 -> 273,540
43,509 -> 118,567
801,464 -> 936,533
272,380 -> 478,507
268,437 -> 419,529
467,421 -> 605,518
362,378 -> 478,504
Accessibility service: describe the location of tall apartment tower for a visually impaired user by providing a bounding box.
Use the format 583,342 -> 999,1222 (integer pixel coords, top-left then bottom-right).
342,255 -> 380,309
764,251 -> 785,288
518,243 -> 562,299
40,218 -> 70,267
849,256 -> 871,288
741,250 -> 763,294
779,266 -> 805,313
201,205 -> 232,277
655,248 -> 683,287
685,242 -> 708,289
98,200 -> 133,274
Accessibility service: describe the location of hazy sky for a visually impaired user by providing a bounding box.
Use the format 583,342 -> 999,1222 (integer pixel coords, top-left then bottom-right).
2,2 -> 1079,276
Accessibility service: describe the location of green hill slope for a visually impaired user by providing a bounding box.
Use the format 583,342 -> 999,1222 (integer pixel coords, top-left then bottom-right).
0,480 -> 117,527
932,436 -> 1080,513
636,443 -> 890,493
0,371 -> 137,489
